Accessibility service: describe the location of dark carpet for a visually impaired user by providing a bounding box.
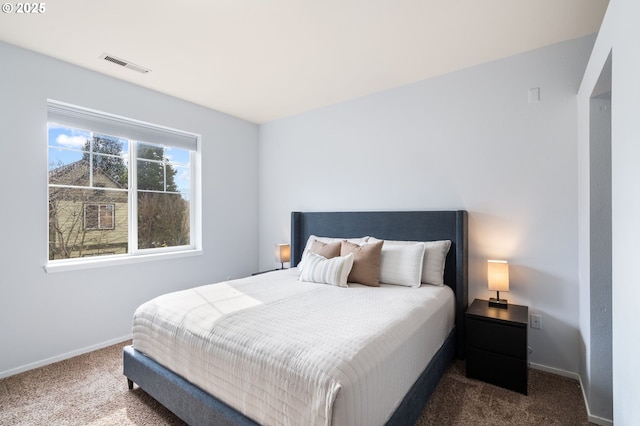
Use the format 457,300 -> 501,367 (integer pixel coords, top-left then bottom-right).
0,341 -> 592,425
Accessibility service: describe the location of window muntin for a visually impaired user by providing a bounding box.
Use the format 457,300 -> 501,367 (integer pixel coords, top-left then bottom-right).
47,101 -> 199,265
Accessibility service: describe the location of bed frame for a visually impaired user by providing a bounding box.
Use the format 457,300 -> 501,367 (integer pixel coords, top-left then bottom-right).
123,210 -> 468,425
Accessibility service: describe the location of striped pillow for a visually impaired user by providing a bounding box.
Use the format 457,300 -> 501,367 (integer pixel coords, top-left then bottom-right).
299,252 -> 354,287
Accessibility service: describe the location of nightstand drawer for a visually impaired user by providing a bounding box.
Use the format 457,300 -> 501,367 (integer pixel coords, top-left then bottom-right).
466,317 -> 527,359
466,346 -> 528,394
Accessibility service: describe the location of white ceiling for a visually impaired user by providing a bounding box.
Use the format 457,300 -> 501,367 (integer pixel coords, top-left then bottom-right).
0,0 -> 608,123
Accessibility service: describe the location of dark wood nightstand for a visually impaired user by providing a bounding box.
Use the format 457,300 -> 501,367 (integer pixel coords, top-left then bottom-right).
465,298 -> 529,394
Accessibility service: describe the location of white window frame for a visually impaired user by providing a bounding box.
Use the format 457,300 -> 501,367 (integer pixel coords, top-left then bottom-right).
45,100 -> 202,273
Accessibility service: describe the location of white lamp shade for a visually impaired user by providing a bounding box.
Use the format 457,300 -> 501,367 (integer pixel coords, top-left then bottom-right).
487,260 -> 509,292
275,244 -> 291,263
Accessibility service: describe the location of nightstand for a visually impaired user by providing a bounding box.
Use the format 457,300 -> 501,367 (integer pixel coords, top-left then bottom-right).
465,298 -> 529,394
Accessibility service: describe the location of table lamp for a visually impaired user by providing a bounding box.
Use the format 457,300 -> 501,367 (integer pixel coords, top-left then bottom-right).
488,259 -> 509,309
275,243 -> 290,270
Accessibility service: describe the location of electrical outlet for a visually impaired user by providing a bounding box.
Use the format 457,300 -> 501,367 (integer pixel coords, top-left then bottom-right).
531,314 -> 542,329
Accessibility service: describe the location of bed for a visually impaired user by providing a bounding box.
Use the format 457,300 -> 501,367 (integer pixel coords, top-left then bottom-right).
123,210 -> 468,425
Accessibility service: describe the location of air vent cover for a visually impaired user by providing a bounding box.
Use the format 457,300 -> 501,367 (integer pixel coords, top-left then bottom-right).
100,53 -> 151,74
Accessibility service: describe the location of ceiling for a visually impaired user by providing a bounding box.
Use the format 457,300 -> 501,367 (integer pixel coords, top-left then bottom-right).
0,0 -> 608,123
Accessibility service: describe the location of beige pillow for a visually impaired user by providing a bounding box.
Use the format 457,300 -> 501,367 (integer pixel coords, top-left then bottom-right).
340,240 -> 384,287
297,235 -> 369,271
309,239 -> 342,259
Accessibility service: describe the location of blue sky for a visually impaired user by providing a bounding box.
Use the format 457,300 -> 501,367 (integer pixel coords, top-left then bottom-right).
48,123 -> 191,196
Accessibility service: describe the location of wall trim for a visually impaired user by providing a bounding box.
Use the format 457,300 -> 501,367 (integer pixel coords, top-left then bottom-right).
577,375 -> 615,426
529,361 -> 580,380
0,334 -> 132,379
530,363 -> 613,426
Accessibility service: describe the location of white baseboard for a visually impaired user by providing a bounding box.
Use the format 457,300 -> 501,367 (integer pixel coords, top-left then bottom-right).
529,362 -> 613,426
577,374 -> 615,426
529,362 -> 580,380
0,334 -> 132,379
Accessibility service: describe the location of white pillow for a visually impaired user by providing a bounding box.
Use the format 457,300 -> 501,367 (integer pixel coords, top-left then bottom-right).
297,235 -> 369,271
378,242 -> 425,287
370,238 -> 452,286
422,240 -> 452,286
299,252 -> 354,288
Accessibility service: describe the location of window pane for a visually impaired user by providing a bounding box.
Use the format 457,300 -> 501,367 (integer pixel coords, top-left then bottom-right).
93,153 -> 128,188
91,135 -> 129,188
49,188 -> 128,260
49,152 -> 90,186
137,159 -> 166,191
48,124 -> 90,150
166,146 -> 190,166
48,147 -> 84,173
172,165 -> 190,194
137,192 -> 190,249
137,142 -> 165,160
93,134 -> 128,157
48,125 -> 90,184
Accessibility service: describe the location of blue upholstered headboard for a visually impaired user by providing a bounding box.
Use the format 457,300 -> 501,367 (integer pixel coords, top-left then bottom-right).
290,210 -> 468,357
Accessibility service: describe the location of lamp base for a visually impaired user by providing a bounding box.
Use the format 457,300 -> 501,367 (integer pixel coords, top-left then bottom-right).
488,297 -> 508,309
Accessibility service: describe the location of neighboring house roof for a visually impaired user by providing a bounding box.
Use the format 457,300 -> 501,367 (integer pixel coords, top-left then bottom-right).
49,160 -> 127,202
49,159 -> 126,190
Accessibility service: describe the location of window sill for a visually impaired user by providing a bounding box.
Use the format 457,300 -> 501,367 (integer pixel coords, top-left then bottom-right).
44,249 -> 203,273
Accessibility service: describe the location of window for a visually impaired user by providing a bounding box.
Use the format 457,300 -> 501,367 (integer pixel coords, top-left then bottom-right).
84,204 -> 115,230
47,100 -> 200,267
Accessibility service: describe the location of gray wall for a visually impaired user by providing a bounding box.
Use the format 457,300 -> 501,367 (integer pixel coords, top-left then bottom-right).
588,92 -> 613,421
259,35 -> 595,374
579,0 -> 640,424
0,42 -> 259,377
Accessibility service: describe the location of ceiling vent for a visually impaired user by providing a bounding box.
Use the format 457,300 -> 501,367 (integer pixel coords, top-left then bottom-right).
99,53 -> 151,74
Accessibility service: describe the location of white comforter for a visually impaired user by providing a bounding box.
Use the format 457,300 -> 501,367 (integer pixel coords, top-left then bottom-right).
133,268 -> 454,426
